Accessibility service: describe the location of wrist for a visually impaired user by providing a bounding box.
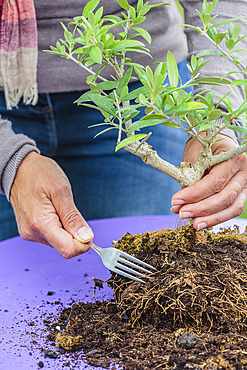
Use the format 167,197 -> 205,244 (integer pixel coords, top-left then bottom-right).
7,149 -> 40,201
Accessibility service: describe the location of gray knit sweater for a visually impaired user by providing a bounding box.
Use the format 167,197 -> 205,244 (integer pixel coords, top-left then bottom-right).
0,0 -> 246,199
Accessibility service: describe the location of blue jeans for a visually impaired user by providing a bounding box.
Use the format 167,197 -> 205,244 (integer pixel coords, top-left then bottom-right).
0,59 -> 192,240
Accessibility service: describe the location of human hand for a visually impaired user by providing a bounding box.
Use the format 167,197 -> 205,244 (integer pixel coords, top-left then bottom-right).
10,152 -> 94,258
171,134 -> 247,230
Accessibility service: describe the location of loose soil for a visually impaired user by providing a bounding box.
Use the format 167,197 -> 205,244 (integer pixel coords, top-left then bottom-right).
46,225 -> 247,369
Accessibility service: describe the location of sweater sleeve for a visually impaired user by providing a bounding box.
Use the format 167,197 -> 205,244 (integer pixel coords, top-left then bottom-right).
180,0 -> 247,144
0,116 -> 40,199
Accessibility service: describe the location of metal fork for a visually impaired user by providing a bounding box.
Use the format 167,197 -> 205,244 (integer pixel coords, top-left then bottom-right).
90,242 -> 156,283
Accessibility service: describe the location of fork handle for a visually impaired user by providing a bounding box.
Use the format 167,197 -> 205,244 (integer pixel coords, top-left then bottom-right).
90,243 -> 101,256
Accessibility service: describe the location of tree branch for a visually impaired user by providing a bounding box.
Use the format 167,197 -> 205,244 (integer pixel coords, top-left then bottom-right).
124,141 -> 182,182
65,52 -> 108,82
209,143 -> 247,167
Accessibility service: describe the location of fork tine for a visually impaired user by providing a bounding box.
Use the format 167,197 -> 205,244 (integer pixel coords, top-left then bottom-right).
118,250 -> 156,271
115,261 -> 150,279
117,257 -> 153,274
111,267 -> 146,284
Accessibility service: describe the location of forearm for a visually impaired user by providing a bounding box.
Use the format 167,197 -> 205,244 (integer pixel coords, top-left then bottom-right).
0,117 -> 39,199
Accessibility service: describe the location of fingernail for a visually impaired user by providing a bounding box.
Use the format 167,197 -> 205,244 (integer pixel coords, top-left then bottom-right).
171,199 -> 185,206
197,222 -> 207,231
179,211 -> 194,219
170,206 -> 179,213
77,226 -> 94,242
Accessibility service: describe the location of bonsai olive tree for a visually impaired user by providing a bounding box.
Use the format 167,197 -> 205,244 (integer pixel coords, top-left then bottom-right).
46,0 -> 247,211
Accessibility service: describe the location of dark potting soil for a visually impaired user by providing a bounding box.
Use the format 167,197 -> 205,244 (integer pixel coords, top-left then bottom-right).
45,225 -> 247,369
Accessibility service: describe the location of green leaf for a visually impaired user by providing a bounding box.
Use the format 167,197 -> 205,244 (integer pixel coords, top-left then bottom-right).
208,17 -> 246,29
96,81 -> 118,90
137,0 -> 144,14
225,96 -> 233,112
94,127 -> 116,138
132,16 -> 147,25
129,5 -> 136,20
117,67 -> 133,96
119,105 -> 138,117
116,0 -> 130,11
73,46 -> 87,54
153,86 -> 165,98
139,2 -> 151,16
121,86 -> 146,102
132,26 -> 152,44
225,38 -> 235,51
196,50 -> 224,58
232,24 -> 241,40
133,65 -> 145,79
75,91 -> 95,104
123,111 -> 140,123
208,109 -> 222,121
115,134 -> 147,151
195,9 -> 204,23
191,55 -> 197,70
95,7 -> 104,22
91,94 -> 116,116
118,31 -> 128,40
129,116 -> 177,132
214,32 -> 226,45
104,15 -> 123,23
154,62 -> 167,79
235,100 -> 247,116
88,122 -> 111,128
150,3 -> 169,8
195,77 -> 231,85
138,93 -> 147,105
167,51 -> 178,87
89,45 -> 102,64
228,125 -> 247,135
176,90 -> 188,105
203,14 -> 211,27
120,86 -> 129,99
198,95 -> 212,109
222,113 -> 233,122
83,0 -> 101,18
199,123 -> 215,132
165,102 -> 208,116
56,41 -> 61,52
213,0 -> 220,7
179,24 -> 202,34
231,80 -> 247,86
145,65 -> 154,84
88,11 -> 96,27
110,39 -> 146,51
186,114 -> 197,126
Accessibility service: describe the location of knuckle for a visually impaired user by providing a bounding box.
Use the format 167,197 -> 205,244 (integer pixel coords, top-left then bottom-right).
235,202 -> 245,217
29,216 -> 41,233
60,249 -> 74,259
19,227 -> 34,241
63,210 -> 81,227
238,152 -> 247,164
52,182 -> 72,199
213,215 -> 222,227
198,207 -> 207,217
224,188 -> 239,209
212,174 -> 226,193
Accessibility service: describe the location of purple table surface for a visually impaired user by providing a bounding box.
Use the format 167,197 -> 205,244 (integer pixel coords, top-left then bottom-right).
0,215 -> 247,370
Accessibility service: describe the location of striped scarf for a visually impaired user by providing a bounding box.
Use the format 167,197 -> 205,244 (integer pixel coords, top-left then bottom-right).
0,0 -> 38,109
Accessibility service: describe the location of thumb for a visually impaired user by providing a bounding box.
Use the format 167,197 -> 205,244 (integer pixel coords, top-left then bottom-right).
51,186 -> 94,243
62,207 -> 94,244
